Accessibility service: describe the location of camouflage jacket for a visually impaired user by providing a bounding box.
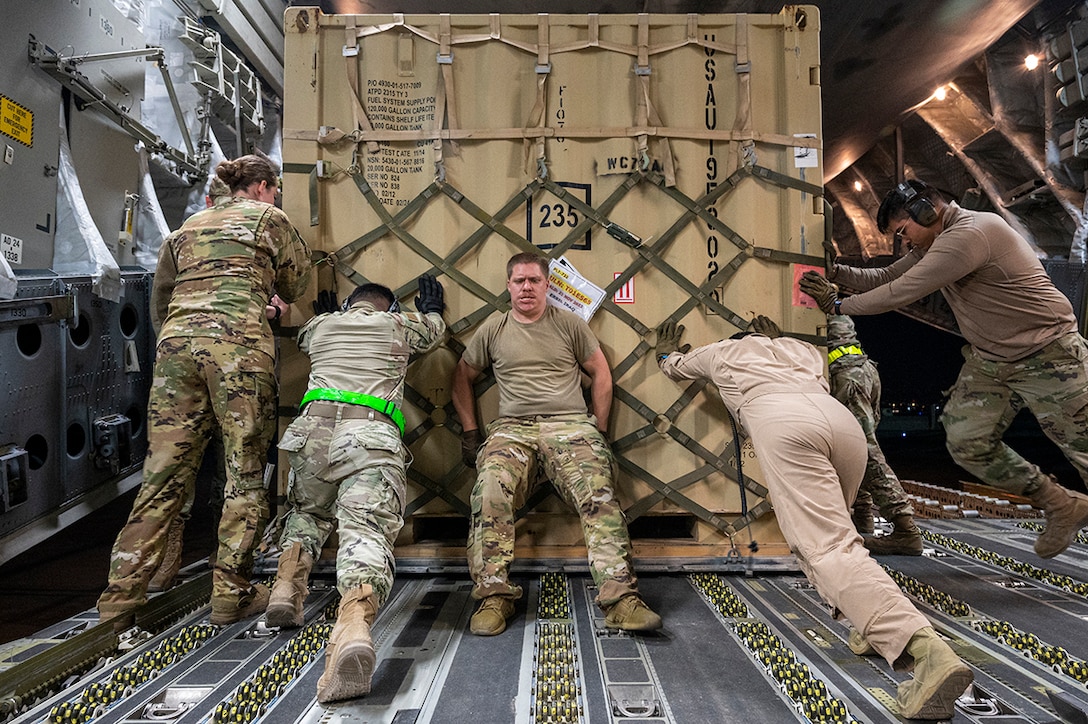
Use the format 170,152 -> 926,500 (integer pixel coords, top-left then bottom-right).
151,196 -> 312,359
300,300 -> 447,409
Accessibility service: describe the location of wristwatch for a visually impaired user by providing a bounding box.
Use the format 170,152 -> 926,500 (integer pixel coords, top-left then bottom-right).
833,299 -> 843,315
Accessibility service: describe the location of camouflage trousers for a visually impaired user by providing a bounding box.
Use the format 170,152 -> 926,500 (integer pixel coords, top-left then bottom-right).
830,360 -> 913,519
278,412 -> 405,606
941,332 -> 1088,495
468,415 -> 638,608
98,337 -> 276,612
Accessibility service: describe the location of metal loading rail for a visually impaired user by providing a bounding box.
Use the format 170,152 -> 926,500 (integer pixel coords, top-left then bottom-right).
7,518 -> 1088,723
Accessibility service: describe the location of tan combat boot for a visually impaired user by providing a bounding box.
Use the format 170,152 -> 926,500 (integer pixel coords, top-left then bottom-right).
1029,475 -> 1088,558
266,544 -> 314,628
603,594 -> 663,632
317,586 -> 378,704
469,595 -> 516,636
210,583 -> 269,626
97,600 -> 137,632
148,517 -> 185,592
864,514 -> 923,556
896,627 -> 973,720
851,502 -> 875,536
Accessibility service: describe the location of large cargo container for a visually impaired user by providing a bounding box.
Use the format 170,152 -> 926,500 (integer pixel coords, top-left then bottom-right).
281,8 -> 827,564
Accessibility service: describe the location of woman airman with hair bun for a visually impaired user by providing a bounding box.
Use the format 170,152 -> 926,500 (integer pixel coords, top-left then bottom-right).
98,153 -> 312,628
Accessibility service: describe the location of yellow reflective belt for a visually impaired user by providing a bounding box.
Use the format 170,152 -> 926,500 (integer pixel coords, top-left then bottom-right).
827,344 -> 864,364
300,387 -> 405,436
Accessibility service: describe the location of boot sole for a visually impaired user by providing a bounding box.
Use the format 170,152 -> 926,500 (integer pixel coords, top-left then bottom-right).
605,617 -> 663,632
864,548 -> 923,556
863,539 -> 923,556
266,603 -> 303,628
899,666 -> 973,720
317,641 -> 376,703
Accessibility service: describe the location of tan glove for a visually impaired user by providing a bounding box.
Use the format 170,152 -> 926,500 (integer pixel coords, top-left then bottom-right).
798,271 -> 839,315
748,315 -> 782,338
656,320 -> 690,360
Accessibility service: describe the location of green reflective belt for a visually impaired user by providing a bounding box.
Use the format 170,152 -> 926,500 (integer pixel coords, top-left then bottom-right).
300,387 -> 406,436
827,344 -> 864,364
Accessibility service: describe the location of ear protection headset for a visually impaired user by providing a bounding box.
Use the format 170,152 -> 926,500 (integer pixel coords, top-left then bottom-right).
896,182 -> 939,227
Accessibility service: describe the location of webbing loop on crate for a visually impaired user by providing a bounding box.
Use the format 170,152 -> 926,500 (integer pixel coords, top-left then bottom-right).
519,15 -> 551,179
435,13 -> 459,178
633,14 -> 677,186
729,15 -> 753,178
343,18 -> 380,155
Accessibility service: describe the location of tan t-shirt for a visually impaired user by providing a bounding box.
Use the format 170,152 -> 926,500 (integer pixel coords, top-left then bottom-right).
299,300 -> 446,408
463,306 -> 599,417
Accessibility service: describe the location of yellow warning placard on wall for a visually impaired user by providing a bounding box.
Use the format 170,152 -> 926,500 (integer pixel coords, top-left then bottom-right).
0,96 -> 33,146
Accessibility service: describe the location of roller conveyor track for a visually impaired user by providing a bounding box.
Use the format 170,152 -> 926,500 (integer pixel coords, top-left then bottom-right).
5,519 -> 1088,723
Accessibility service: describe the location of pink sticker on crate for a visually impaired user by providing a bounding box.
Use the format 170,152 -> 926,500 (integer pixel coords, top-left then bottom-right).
792,263 -> 824,308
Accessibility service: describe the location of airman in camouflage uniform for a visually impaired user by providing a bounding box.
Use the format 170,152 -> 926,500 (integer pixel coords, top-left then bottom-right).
267,277 -> 446,703
451,253 -> 661,637
147,175 -> 239,592
826,315 -> 922,555
98,155 -> 312,627
801,179 -> 1088,559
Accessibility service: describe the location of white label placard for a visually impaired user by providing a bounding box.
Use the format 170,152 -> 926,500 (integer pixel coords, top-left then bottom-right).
1,233 -> 23,264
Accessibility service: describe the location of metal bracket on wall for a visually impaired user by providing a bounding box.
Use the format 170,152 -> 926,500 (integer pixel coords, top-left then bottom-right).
26,37 -> 208,180
0,294 -> 75,330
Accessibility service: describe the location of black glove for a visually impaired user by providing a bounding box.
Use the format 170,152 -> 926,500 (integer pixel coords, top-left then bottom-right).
461,428 -> 482,468
312,289 -> 339,316
415,273 -> 445,315
655,320 -> 690,359
748,315 -> 782,338
798,271 -> 839,315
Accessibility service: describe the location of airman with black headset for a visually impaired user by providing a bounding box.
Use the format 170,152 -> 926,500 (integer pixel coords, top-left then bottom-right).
799,179 -> 1088,561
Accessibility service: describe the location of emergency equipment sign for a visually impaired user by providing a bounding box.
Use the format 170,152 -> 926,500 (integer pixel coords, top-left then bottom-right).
0,96 -> 33,146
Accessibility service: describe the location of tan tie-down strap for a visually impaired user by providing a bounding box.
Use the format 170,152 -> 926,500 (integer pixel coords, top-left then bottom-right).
520,14 -> 551,178
343,18 -> 381,155
634,14 -> 677,186
433,13 -> 459,178
729,14 -> 755,175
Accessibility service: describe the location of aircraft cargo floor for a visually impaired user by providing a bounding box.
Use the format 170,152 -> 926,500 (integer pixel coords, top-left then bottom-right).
3,518 -> 1088,723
